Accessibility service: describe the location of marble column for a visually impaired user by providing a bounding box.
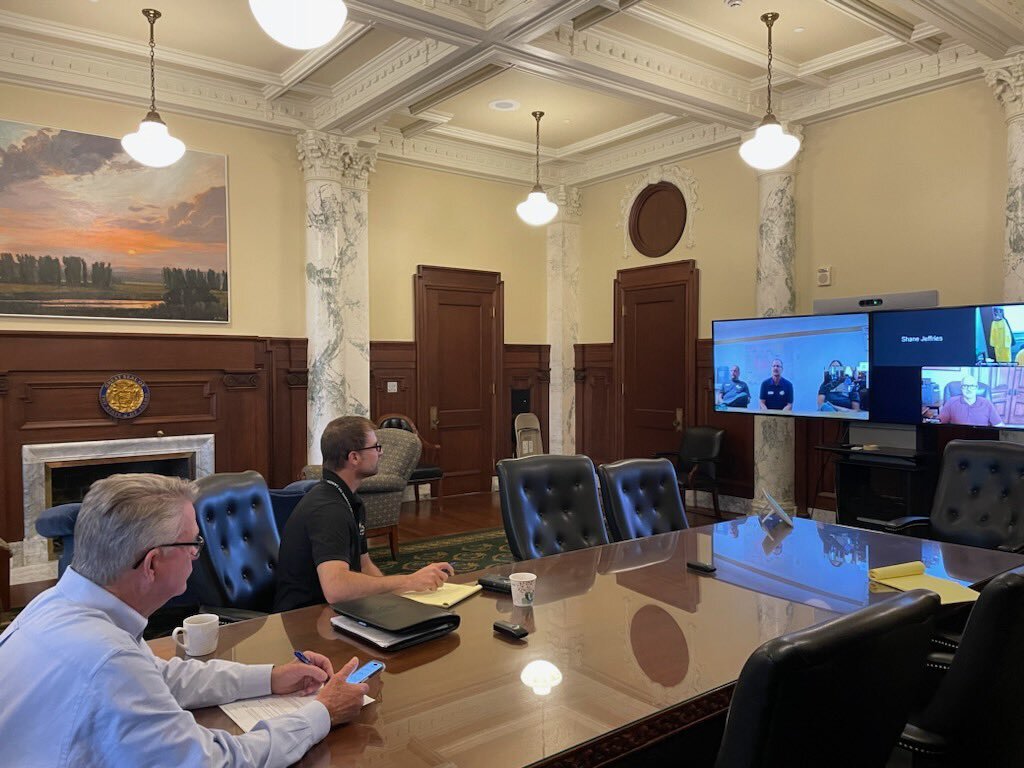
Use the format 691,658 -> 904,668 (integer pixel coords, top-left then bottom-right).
754,159 -> 798,515
546,186 -> 583,455
985,48 -> 1024,303
297,131 -> 377,463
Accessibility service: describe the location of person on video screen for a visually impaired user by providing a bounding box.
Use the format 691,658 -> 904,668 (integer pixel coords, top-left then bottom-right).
719,365 -> 751,408
817,360 -> 861,413
990,307 -> 1013,363
759,359 -> 793,411
938,374 -> 1004,426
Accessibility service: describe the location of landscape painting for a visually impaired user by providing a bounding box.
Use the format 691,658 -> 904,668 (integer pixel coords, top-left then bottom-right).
0,118 -> 228,321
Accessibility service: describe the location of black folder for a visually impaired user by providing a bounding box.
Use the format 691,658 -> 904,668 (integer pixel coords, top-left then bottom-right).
330,594 -> 460,651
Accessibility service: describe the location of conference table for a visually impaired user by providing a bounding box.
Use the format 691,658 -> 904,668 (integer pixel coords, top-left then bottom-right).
149,517 -> 1024,767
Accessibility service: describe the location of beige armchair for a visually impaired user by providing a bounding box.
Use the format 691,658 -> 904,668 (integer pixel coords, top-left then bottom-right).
300,428 -> 421,559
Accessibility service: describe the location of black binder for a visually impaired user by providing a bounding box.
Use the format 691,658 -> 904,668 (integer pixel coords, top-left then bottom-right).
330,594 -> 460,651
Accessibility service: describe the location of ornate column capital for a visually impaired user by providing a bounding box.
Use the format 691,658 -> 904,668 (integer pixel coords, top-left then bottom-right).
985,49 -> 1024,122
297,130 -> 378,190
552,185 -> 583,223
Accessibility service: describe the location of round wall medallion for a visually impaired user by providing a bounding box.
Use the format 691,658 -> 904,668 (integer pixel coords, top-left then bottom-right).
628,181 -> 687,258
100,374 -> 150,419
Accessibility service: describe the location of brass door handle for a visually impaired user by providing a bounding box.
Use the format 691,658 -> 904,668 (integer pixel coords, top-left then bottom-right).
673,408 -> 683,432
430,405 -> 439,430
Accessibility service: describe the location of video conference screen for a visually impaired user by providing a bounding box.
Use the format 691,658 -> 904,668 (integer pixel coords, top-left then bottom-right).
871,303 -> 1024,429
712,313 -> 870,420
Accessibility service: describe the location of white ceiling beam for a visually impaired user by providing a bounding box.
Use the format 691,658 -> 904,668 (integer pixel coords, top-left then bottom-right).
888,0 -> 1023,59
399,109 -> 454,138
344,0 -> 482,46
826,0 -> 941,54
262,22 -> 373,100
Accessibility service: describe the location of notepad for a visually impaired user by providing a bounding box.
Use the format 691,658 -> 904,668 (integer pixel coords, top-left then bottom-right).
401,581 -> 482,608
219,692 -> 374,732
868,561 -> 979,605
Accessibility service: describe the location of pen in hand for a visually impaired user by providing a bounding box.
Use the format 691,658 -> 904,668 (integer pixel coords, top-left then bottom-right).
294,650 -> 313,666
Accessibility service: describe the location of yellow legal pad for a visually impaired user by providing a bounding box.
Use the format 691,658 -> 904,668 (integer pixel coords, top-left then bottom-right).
868,561 -> 979,605
401,582 -> 483,608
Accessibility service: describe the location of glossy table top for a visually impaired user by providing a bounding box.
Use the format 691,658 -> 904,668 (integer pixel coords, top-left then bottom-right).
149,518 -> 1024,768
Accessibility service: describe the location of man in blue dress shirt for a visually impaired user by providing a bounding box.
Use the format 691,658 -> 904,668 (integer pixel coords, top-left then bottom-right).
0,473 -> 369,767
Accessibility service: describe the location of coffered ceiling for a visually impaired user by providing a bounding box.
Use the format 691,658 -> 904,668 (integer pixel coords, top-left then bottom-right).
0,0 -> 1020,187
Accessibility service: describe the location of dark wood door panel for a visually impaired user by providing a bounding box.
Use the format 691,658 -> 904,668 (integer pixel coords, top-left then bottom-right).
575,344 -> 614,467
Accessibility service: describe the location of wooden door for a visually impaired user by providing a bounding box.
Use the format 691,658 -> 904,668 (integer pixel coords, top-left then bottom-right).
415,267 -> 503,495
615,261 -> 699,460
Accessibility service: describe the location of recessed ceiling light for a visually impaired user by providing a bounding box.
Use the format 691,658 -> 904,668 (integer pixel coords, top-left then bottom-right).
793,26 -> 806,33
489,99 -> 520,112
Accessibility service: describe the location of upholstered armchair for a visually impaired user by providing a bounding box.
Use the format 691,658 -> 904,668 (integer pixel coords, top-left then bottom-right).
359,428 -> 421,559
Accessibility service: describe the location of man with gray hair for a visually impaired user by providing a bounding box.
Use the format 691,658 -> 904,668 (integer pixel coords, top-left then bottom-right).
0,473 -> 368,767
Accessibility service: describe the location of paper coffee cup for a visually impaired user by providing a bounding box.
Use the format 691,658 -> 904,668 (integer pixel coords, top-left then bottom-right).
510,572 -> 537,607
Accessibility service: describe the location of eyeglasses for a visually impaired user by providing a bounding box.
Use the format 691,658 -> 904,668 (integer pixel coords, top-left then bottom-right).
961,384 -> 978,390
132,534 -> 205,569
353,444 -> 383,454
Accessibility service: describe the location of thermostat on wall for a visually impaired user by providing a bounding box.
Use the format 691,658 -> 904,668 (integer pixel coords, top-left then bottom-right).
816,266 -> 832,287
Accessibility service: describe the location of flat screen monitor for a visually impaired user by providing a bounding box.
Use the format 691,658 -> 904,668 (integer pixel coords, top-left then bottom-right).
712,313 -> 870,420
870,302 -> 1024,428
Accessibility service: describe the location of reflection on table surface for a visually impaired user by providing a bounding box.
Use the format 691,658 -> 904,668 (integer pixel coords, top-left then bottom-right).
148,518 -> 1024,768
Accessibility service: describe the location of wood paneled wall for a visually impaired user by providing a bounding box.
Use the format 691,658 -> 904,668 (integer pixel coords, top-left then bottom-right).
695,339 -> 755,499
0,331 -> 307,545
574,343 -> 615,467
369,342 -> 551,461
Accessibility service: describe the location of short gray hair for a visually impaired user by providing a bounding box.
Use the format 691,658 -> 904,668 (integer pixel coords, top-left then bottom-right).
71,473 -> 197,586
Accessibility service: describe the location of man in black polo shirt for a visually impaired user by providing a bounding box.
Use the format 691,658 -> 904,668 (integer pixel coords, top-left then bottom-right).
759,358 -> 794,412
274,416 -> 453,612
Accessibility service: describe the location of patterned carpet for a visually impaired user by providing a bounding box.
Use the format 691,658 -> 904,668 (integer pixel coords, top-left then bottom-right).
370,527 -> 513,576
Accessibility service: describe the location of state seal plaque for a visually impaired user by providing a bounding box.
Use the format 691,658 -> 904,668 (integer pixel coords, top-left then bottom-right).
100,374 -> 150,419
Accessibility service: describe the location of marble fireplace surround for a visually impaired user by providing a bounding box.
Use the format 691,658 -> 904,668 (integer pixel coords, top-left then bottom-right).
14,434 -> 215,585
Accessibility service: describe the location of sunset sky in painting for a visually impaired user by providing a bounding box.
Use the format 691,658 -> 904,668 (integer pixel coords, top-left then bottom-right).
0,119 -> 227,278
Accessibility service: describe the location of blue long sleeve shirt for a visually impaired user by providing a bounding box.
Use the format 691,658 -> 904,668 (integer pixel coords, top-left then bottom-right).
0,568 -> 330,767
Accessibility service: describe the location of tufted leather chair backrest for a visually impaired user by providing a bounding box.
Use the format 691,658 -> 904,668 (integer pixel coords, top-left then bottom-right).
496,455 -> 608,561
912,565 -> 1024,765
378,415 -> 414,432
269,480 -> 319,536
929,439 -> 1024,550
190,470 -> 279,612
598,459 -> 688,542
679,427 -> 725,479
715,590 -> 939,768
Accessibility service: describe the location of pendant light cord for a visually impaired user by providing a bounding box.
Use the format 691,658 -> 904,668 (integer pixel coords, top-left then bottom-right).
763,12 -> 777,116
532,110 -> 543,186
143,9 -> 162,114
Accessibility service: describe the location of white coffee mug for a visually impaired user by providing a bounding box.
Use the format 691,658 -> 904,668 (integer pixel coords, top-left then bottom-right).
510,572 -> 537,607
172,613 -> 219,656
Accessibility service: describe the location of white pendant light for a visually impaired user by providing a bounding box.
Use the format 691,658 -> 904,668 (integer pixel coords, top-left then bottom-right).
249,0 -> 348,50
740,12 -> 801,171
121,9 -> 185,169
516,111 -> 558,227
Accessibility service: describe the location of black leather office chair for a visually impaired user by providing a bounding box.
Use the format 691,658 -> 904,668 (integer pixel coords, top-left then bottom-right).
377,413 -> 444,500
858,440 -> 1024,553
942,380 -> 990,404
496,455 -> 609,560
715,590 -> 940,768
896,565 -> 1024,766
658,426 -> 725,519
189,470 -> 280,614
268,479 -> 318,535
597,458 -> 688,541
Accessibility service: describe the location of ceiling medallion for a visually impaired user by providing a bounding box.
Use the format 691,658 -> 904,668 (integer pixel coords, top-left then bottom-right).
100,374 -> 151,420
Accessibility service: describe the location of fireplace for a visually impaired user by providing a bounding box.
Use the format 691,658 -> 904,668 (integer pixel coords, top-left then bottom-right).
15,434 -> 215,584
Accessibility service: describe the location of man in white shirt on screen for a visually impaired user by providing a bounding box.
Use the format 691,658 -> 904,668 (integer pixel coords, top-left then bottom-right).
0,473 -> 369,768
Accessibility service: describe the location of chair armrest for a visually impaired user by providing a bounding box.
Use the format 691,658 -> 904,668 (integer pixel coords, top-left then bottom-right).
359,473 -> 408,494
997,542 -> 1024,554
856,515 -> 930,535
898,723 -> 949,758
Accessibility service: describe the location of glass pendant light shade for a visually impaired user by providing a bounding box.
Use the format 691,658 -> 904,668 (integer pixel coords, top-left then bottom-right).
739,117 -> 800,171
740,12 -> 801,171
249,0 -> 348,50
122,113 -> 186,168
517,111 -> 559,226
517,187 -> 559,226
120,10 -> 186,169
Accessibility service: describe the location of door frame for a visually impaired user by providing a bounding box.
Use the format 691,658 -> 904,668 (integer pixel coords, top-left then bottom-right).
613,259 -> 699,460
414,265 -> 504,489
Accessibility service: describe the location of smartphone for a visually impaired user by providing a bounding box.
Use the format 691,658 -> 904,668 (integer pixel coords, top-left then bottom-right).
346,659 -> 385,684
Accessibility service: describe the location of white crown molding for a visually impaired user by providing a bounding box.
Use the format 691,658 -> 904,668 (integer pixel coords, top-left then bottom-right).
825,0 -> 941,54
0,32 -> 312,132
430,124 -> 551,156
344,0 -> 483,44
264,22 -> 373,100
778,43 -> 988,123
555,113 -> 680,156
311,38 -> 460,131
895,0 -> 1024,59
